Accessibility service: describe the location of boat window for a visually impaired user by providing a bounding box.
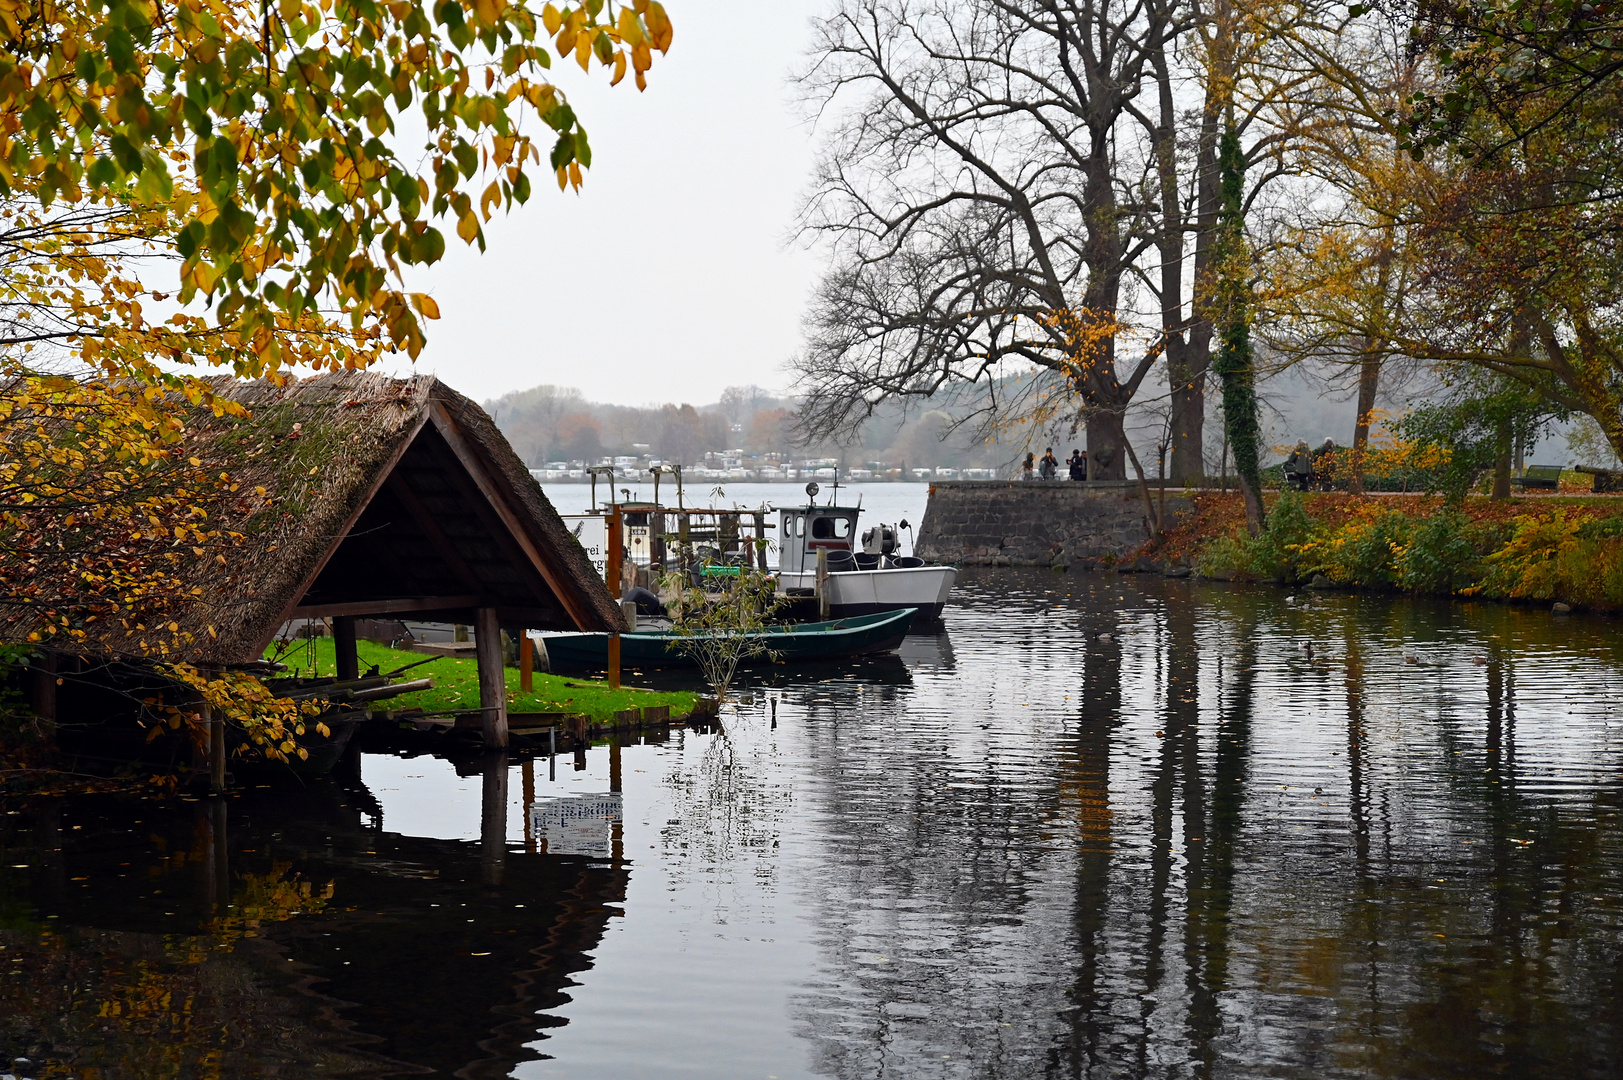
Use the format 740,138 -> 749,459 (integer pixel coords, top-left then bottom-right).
811,516 -> 851,539
795,516 -> 805,537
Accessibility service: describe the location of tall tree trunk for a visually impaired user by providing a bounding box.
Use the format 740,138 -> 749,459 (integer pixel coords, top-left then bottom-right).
1213,126 -> 1266,536
1349,350 -> 1380,495
1492,418 -> 1513,500
1085,412 -> 1126,480
1168,340 -> 1208,485
1148,26 -> 1206,485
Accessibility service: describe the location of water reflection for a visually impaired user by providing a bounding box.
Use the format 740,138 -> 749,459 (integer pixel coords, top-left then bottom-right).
6,571 -> 1623,1078
1,763 -> 629,1078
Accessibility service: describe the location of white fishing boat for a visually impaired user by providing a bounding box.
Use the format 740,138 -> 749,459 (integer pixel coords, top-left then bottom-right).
774,484 -> 957,620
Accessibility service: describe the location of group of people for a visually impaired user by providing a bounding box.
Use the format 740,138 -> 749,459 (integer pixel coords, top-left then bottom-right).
1022,447 -> 1089,481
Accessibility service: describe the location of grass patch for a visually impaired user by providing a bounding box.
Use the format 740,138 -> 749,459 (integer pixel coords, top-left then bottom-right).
265,638 -> 698,721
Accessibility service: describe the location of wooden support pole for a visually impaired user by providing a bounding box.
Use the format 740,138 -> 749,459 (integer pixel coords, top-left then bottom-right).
334,616 -> 359,681
522,758 -> 536,854
607,508 -> 623,689
480,751 -> 508,887
475,606 -> 509,749
207,699 -> 226,794
519,633 -> 534,692
606,506 -> 624,599
816,547 -> 830,621
29,651 -> 56,725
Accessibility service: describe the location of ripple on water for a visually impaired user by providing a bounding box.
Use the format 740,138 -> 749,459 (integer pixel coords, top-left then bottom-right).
6,569 -> 1623,1079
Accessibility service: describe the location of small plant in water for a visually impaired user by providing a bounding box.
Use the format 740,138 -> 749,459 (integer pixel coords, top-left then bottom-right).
660,559 -> 784,705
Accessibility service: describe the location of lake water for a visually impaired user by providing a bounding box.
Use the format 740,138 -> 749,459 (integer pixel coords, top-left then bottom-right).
7,571 -> 1623,1078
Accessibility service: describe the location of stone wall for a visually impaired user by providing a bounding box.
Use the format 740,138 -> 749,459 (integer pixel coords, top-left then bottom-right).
915,481 -> 1194,566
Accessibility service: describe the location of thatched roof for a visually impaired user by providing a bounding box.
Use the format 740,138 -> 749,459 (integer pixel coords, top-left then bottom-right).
6,371 -> 622,665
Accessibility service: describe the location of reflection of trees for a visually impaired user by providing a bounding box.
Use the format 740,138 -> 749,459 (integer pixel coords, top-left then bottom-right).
659,722 -> 788,899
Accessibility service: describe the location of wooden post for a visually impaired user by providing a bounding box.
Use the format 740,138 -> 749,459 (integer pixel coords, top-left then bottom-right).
754,512 -> 766,571
475,606 -> 509,749
816,547 -> 830,621
29,651 -> 56,725
522,758 -> 536,854
607,508 -> 622,689
519,633 -> 534,693
207,699 -> 226,794
334,616 -> 359,682
606,506 -> 623,598
480,751 -> 508,887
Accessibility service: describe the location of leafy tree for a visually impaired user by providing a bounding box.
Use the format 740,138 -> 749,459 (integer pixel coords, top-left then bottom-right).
0,0 -> 674,763
1392,373 -> 1567,502
0,0 -> 672,373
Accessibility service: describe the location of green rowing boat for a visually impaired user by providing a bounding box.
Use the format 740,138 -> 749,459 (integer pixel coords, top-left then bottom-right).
542,608 -> 918,670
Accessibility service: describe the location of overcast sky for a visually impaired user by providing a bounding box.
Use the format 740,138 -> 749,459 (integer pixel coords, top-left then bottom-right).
377,1 -> 828,407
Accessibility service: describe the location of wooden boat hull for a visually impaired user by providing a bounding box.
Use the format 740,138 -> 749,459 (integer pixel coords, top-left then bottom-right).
542,608 -> 919,670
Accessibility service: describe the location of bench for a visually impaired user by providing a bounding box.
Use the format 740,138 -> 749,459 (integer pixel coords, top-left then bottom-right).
1512,464 -> 1564,491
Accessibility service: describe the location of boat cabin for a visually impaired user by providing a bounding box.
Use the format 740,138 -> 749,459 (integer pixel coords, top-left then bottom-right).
778,505 -> 860,573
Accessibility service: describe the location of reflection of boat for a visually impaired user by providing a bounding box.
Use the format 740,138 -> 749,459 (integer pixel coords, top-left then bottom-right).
774,486 -> 957,620
897,630 -> 956,670
541,608 -> 918,669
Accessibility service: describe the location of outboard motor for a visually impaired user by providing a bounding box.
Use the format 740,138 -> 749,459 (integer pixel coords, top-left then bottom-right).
861,524 -> 899,556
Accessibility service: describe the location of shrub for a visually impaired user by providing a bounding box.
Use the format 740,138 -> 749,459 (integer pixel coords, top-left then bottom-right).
1393,509 -> 1480,594
1251,492 -> 1318,581
1198,534 -> 1257,579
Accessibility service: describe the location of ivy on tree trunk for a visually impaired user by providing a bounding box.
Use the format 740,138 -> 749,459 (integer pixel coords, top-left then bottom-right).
1212,127 -> 1266,536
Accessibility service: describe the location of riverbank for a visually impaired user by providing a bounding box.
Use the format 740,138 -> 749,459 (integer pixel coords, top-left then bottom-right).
270,638 -> 700,722
1144,490 -> 1623,610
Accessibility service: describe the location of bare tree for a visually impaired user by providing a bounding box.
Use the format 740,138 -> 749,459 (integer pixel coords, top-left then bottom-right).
795,0 -> 1188,485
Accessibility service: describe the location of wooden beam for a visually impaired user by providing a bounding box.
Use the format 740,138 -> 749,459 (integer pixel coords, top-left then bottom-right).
334,616 -> 358,681
428,402 -> 600,630
475,606 -> 509,749
290,595 -> 481,619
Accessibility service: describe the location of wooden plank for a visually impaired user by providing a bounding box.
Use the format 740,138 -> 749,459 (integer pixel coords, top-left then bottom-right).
291,595 -> 480,619
519,634 -> 533,692
428,401 -> 600,630
475,606 -> 508,749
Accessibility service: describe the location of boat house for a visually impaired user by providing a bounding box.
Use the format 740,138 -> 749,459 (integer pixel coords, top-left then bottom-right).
5,371 -> 623,749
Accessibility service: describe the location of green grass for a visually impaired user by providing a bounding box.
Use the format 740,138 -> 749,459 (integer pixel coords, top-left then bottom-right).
265,638 -> 697,722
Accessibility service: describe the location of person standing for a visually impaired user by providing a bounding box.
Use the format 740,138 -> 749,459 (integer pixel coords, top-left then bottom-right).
1068,449 -> 1086,481
1021,452 -> 1035,481
1040,447 -> 1059,480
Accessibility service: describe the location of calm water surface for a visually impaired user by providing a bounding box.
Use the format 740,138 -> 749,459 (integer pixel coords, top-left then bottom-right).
6,570 -> 1623,1078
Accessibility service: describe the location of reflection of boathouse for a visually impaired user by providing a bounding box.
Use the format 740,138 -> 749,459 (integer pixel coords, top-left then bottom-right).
1,758 -> 625,1078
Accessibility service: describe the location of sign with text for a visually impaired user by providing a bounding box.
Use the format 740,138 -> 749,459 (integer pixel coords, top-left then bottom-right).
559,515 -> 607,574
529,793 -> 623,858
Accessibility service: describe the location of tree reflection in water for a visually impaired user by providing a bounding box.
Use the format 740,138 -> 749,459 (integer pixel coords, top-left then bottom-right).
7,572 -> 1623,1078
777,572 -> 1623,1079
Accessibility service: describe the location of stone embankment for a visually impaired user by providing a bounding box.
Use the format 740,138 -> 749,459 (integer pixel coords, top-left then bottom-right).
915,480 -> 1193,566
